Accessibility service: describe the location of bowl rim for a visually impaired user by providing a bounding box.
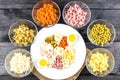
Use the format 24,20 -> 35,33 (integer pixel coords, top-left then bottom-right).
5,48 -> 34,78
32,0 -> 61,28
8,19 -> 38,47
85,48 -> 115,77
87,19 -> 116,47
62,0 -> 91,28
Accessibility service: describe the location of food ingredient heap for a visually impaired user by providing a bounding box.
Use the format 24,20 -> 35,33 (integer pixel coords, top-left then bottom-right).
89,24 -> 111,46
40,33 -> 76,69
10,52 -> 31,73
36,4 -> 58,26
89,52 -> 109,74
65,4 -> 87,28
13,24 -> 35,46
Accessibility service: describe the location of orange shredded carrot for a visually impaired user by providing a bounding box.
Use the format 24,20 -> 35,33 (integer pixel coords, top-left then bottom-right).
59,36 -> 68,49
36,4 -> 57,26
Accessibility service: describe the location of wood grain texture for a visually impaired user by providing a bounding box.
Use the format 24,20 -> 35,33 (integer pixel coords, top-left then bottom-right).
0,0 -> 120,80
0,9 -> 120,42
0,75 -> 39,80
0,42 -> 120,75
77,75 -> 120,80
0,0 -> 120,9
0,75 -> 120,80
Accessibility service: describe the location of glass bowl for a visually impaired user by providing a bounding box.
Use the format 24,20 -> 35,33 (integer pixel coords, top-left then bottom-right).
8,19 -> 38,47
86,48 -> 115,77
62,1 -> 91,28
87,19 -> 116,47
32,0 -> 61,27
5,49 -> 34,78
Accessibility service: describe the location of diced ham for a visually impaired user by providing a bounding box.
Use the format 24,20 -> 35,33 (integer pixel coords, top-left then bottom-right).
64,4 -> 87,28
52,55 -> 63,69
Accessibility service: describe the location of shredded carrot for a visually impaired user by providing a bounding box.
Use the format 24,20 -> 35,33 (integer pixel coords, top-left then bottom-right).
59,36 -> 68,49
36,4 -> 57,26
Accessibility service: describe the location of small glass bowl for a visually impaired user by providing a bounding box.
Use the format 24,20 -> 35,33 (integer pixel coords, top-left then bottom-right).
32,0 -> 61,27
62,1 -> 91,28
8,19 -> 38,47
5,49 -> 34,78
87,19 -> 116,47
86,48 -> 115,77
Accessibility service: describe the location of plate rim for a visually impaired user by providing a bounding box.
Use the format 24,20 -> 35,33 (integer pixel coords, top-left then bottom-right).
30,23 -> 86,79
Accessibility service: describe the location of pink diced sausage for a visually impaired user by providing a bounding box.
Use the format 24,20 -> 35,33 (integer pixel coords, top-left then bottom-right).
65,4 -> 87,27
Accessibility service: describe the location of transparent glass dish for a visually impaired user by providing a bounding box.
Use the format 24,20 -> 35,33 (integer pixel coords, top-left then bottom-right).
5,49 -> 34,78
32,0 -> 61,27
8,19 -> 38,47
86,48 -> 115,77
87,19 -> 116,47
62,1 -> 91,28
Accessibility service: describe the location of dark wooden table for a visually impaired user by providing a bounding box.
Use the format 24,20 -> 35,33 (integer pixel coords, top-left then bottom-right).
0,0 -> 120,80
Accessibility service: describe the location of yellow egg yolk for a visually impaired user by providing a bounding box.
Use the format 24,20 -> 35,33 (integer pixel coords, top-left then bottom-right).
68,34 -> 76,42
39,58 -> 48,67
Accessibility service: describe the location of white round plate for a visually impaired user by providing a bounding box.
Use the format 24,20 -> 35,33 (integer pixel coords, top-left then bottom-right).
30,24 -> 86,80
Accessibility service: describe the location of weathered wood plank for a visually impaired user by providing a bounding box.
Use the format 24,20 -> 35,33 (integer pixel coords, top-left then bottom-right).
0,75 -> 39,80
0,9 -> 40,42
60,0 -> 120,10
0,0 -> 120,9
0,75 -> 120,80
77,75 -> 120,80
0,9 -> 119,42
0,0 -> 119,80
0,42 -> 120,76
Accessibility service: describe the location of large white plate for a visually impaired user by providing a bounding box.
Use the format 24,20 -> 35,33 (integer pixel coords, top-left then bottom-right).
30,24 -> 86,80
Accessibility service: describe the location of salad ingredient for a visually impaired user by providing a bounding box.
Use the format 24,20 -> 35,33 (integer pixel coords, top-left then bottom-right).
36,4 -> 57,26
10,52 -> 31,73
89,52 -> 109,73
89,24 -> 111,45
13,24 -> 35,46
65,4 -> 87,28
52,55 -> 63,69
68,34 -> 77,43
59,36 -> 68,49
62,50 -> 75,64
40,32 -> 75,70
45,35 -> 58,48
38,58 -> 48,67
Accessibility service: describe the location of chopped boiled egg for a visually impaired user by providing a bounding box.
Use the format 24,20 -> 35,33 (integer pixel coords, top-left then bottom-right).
38,57 -> 48,67
68,34 -> 77,43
